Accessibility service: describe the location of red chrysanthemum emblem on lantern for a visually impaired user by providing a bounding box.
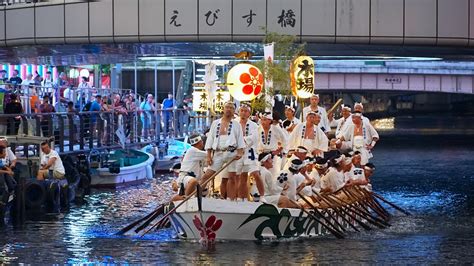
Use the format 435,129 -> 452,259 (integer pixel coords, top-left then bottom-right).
239,67 -> 264,96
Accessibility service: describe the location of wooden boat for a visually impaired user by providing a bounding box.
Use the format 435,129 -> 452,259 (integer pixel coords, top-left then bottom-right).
89,149 -> 154,188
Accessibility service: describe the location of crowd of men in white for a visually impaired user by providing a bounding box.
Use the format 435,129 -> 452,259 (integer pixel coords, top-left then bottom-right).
171,94 -> 379,208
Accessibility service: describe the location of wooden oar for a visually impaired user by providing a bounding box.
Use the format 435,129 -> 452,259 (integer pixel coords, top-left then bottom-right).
371,191 -> 412,216
324,190 -> 389,228
134,204 -> 165,233
290,199 -> 344,239
116,204 -> 165,235
350,186 -> 391,219
297,192 -> 345,237
312,189 -> 367,232
140,158 -> 237,237
344,187 -> 390,221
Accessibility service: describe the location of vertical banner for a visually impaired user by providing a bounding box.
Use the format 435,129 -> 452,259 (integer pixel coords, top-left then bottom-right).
263,43 -> 274,112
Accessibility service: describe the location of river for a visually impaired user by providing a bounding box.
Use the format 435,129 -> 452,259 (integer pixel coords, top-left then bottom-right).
0,133 -> 473,264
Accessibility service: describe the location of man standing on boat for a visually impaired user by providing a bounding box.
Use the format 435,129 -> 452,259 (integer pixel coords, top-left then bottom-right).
257,112 -> 288,178
282,105 -> 301,134
335,105 -> 353,153
201,102 -> 245,200
235,103 -> 265,202
288,111 -> 328,157
302,94 -> 330,134
337,111 -> 379,165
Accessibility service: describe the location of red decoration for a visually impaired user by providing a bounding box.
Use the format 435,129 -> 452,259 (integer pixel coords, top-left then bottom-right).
238,67 -> 263,96
193,215 -> 223,242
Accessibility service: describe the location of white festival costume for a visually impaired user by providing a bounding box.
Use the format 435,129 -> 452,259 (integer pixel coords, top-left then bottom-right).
302,105 -> 330,133
235,118 -> 260,174
205,118 -> 245,172
288,123 -> 329,155
260,166 -> 282,205
320,167 -> 345,193
340,121 -> 379,165
258,124 -> 288,177
177,146 -> 207,188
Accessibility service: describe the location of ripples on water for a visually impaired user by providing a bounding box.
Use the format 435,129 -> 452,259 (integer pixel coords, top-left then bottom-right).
1,135 -> 474,264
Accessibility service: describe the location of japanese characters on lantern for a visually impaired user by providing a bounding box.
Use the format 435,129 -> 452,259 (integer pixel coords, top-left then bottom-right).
227,63 -> 263,102
291,56 -> 315,99
192,89 -> 230,113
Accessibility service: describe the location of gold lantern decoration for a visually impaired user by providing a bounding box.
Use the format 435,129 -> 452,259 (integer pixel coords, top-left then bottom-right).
213,90 -> 231,113
227,63 -> 263,102
291,56 -> 315,98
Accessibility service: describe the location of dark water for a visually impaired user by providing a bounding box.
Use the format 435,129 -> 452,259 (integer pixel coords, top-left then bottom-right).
1,135 -> 474,264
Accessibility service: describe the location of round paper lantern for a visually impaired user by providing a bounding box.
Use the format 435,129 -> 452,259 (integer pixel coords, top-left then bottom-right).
80,69 -> 90,78
291,56 -> 315,99
227,63 -> 263,102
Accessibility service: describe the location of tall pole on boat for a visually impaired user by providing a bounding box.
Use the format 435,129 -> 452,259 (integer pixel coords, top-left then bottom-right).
154,62 -> 159,141
172,60 -> 176,138
134,60 -> 138,143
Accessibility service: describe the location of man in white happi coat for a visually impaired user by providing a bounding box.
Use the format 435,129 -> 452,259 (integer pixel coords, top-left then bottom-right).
337,111 -> 379,165
349,102 -> 371,125
302,94 -> 330,133
201,102 -> 245,200
258,152 -> 289,207
258,112 -> 288,177
282,105 -> 301,134
288,111 -> 328,157
320,154 -> 347,193
235,103 -> 265,202
171,134 -> 207,201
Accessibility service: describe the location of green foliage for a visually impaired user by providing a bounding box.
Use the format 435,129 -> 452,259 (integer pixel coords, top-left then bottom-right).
251,30 -> 306,112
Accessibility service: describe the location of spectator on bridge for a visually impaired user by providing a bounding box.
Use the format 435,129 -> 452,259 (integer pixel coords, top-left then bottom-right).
39,95 -> 56,137
77,76 -> 91,107
0,70 -> 8,87
8,70 -> 22,90
4,94 -> 23,135
140,94 -> 156,140
56,72 -> 69,102
42,71 -> 54,100
162,93 -> 174,135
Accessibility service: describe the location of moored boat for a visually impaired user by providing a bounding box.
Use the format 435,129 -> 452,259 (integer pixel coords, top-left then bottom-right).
89,149 -> 154,188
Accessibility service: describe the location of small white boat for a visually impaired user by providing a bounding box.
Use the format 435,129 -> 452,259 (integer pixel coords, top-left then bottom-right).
154,139 -> 191,172
169,198 -> 350,241
89,149 -> 154,188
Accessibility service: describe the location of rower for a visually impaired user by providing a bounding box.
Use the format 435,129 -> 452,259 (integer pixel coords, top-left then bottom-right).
235,103 -> 264,202
288,111 -> 328,157
320,154 -> 346,193
201,102 -> 245,201
257,152 -> 280,206
257,112 -> 288,178
171,134 -> 207,201
363,163 -> 376,191
283,146 -> 308,170
282,105 -> 301,134
353,102 -> 371,125
344,151 -> 365,185
302,94 -> 330,134
337,111 -> 379,165
276,159 -> 304,208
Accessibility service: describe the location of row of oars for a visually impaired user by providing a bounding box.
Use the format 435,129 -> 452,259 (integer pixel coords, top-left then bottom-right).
116,159 -> 237,237
295,185 -> 411,239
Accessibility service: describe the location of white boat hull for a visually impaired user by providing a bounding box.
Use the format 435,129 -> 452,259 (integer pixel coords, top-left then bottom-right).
169,198 -> 353,241
90,152 -> 155,188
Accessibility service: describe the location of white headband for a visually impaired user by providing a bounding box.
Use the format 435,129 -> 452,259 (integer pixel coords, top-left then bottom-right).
315,162 -> 328,169
261,112 -> 273,120
352,112 -> 362,117
311,94 -> 319,98
354,102 -> 364,108
295,146 -> 308,153
285,105 -> 295,112
306,110 -> 319,117
189,135 -> 202,145
290,160 -> 304,170
342,105 -> 351,111
364,165 -> 375,171
343,156 -> 352,165
334,155 -> 345,164
240,102 -> 251,110
259,153 -> 272,163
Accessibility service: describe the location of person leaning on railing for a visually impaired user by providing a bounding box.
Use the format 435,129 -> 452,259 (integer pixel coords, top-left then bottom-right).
3,94 -> 23,135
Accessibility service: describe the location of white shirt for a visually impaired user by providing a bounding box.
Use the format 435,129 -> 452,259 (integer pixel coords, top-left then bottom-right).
40,149 -> 65,174
261,166 -> 282,196
205,118 -> 245,151
276,169 -> 299,201
302,105 -> 330,133
257,124 -> 288,153
320,167 -> 345,193
344,165 -> 365,183
288,123 -> 328,154
335,115 -> 352,138
78,81 -> 91,103
180,146 -> 207,179
5,147 -> 16,166
236,118 -> 259,164
63,87 -> 75,102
